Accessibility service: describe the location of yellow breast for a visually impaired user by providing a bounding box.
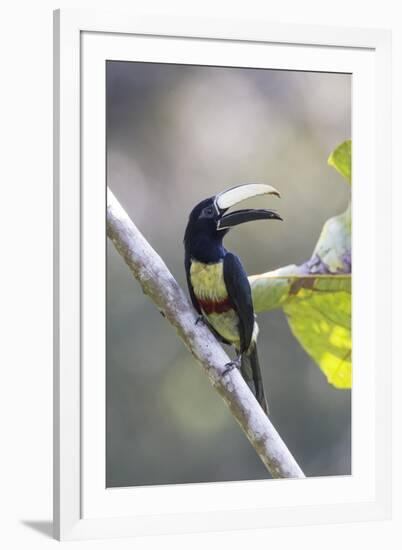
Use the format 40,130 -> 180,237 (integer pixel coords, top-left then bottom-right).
190,260 -> 228,301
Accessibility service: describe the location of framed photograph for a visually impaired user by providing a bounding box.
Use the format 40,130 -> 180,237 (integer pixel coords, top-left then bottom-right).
54,9 -> 392,541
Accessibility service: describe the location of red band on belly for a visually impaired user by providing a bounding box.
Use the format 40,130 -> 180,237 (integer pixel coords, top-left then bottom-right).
198,296 -> 233,314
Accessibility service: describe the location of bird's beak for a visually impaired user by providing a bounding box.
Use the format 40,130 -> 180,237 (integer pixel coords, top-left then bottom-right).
215,183 -> 282,230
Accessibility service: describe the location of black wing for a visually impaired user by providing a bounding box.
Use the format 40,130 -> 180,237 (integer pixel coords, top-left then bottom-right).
223,252 -> 255,353
184,252 -> 201,314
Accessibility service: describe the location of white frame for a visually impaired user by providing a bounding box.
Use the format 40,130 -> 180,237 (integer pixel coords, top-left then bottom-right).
54,9 -> 392,541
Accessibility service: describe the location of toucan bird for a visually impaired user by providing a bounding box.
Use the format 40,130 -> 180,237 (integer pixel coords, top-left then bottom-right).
184,183 -> 282,414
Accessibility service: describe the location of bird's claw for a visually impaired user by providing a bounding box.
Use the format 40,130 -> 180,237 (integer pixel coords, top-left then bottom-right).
195,315 -> 205,326
222,357 -> 242,377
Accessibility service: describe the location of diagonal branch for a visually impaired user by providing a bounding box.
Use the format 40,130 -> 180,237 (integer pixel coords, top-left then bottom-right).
106,188 -> 305,479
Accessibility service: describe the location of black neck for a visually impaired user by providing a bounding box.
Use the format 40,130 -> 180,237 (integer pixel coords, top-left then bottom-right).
185,233 -> 226,264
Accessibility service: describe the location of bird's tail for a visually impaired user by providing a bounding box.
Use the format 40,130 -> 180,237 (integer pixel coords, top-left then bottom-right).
240,345 -> 269,415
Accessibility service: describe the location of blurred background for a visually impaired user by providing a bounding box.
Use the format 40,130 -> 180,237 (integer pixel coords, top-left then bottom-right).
106,61 -> 351,487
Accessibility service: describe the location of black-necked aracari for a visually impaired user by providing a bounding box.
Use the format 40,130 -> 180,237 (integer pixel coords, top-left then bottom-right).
184,183 -> 282,414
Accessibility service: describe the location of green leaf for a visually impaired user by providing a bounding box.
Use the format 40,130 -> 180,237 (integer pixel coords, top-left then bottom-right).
312,206 -> 351,273
283,287 -> 351,389
249,140 -> 352,389
250,267 -> 351,312
250,270 -> 351,389
327,140 -> 352,184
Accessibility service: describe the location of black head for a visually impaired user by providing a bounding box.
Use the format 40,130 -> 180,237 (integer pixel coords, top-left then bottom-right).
185,197 -> 225,239
184,183 -> 282,263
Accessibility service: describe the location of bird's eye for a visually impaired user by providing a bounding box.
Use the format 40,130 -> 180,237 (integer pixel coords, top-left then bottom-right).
204,206 -> 214,216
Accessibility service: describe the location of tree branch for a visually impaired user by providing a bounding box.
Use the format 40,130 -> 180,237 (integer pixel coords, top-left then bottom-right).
106,189 -> 305,479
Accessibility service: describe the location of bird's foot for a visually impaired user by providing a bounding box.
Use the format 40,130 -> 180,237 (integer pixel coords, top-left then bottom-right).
222,356 -> 242,377
195,315 -> 205,326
